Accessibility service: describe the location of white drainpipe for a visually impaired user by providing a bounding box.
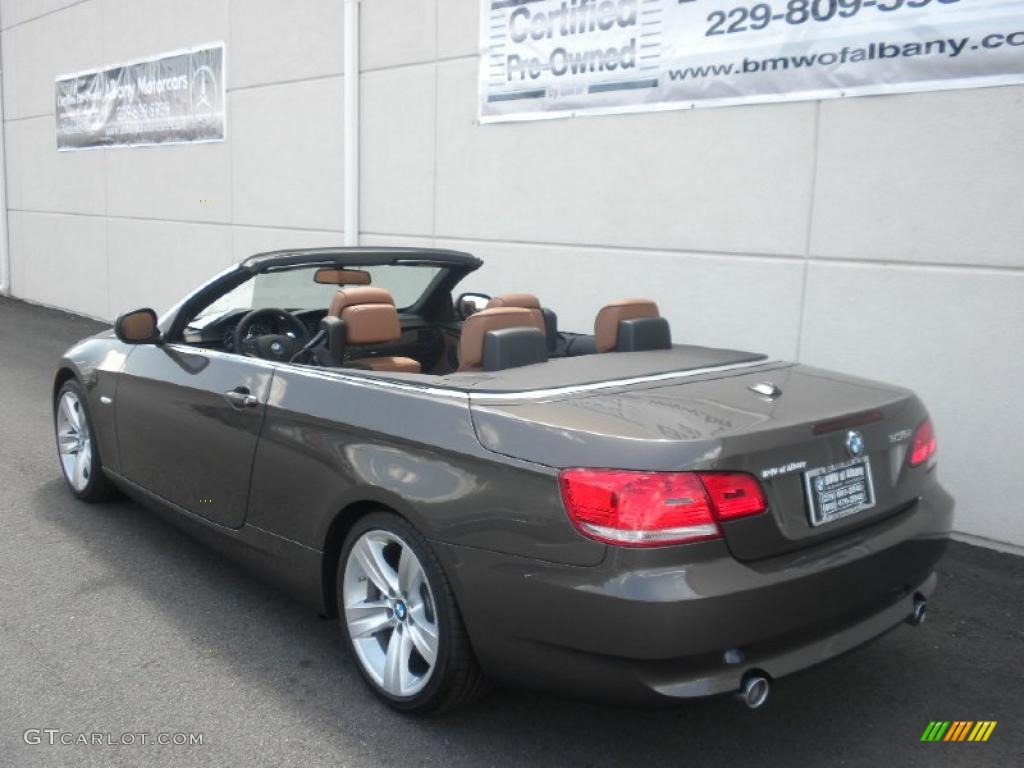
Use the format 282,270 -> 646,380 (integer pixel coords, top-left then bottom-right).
0,66 -> 10,296
343,0 -> 360,247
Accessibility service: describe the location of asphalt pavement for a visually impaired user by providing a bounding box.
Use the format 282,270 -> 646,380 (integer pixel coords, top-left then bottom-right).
1,295 -> 1021,768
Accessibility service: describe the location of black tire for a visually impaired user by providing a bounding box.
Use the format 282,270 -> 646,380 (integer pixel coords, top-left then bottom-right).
53,379 -> 117,502
337,510 -> 491,713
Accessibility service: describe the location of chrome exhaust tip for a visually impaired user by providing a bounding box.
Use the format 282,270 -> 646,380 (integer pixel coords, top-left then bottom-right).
909,594 -> 928,626
736,672 -> 771,709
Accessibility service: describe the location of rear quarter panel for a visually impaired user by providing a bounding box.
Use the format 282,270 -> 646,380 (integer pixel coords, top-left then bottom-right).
246,367 -> 604,566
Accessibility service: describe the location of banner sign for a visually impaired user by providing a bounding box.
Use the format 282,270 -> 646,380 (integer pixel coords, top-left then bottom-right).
56,43 -> 225,150
479,0 -> 1024,122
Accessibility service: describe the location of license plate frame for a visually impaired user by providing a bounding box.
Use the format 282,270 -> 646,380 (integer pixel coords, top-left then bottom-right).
803,457 -> 876,527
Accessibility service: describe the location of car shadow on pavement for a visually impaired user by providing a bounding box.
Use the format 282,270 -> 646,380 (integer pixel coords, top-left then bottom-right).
35,478 -> 1022,768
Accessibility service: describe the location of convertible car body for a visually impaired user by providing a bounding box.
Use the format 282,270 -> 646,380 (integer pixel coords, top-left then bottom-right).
53,247 -> 952,712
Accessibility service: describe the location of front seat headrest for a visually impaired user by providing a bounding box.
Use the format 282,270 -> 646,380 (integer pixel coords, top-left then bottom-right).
343,304 -> 401,345
458,307 -> 545,372
328,286 -> 395,317
327,286 -> 401,345
594,298 -> 669,352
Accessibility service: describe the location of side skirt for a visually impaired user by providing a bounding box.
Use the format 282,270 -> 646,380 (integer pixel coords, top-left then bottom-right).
104,469 -> 327,614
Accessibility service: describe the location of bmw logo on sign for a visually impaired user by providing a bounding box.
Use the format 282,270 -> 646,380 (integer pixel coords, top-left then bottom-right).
846,430 -> 866,458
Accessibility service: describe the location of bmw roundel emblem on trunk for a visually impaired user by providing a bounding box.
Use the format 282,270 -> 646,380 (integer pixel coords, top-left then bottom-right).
846,430 -> 865,458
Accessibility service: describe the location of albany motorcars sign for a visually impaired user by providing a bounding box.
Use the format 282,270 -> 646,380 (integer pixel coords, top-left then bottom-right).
55,43 -> 225,150
479,0 -> 1024,122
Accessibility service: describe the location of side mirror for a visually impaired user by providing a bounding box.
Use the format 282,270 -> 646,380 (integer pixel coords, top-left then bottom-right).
455,292 -> 490,320
114,308 -> 162,344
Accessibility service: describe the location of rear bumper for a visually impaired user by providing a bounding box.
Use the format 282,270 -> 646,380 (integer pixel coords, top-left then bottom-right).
647,570 -> 935,698
437,482 -> 953,702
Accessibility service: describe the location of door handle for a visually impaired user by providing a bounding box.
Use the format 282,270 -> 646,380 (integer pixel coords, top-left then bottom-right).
224,387 -> 259,409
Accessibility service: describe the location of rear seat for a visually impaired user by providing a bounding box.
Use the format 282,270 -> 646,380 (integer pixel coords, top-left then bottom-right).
568,298 -> 672,355
486,293 -> 559,352
458,307 -> 548,372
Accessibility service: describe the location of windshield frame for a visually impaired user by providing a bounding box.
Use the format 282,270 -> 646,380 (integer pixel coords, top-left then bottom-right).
160,248 -> 482,342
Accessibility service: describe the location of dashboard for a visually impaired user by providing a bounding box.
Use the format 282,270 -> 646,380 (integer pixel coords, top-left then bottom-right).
183,308 -> 325,351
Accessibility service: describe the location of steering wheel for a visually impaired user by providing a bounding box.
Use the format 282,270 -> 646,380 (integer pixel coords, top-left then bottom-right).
232,308 -> 309,362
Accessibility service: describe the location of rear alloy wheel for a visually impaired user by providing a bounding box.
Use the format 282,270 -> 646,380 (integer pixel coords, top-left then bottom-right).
338,511 -> 489,713
54,380 -> 116,502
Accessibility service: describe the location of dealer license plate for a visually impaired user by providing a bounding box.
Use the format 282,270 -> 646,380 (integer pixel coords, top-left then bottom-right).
803,457 -> 876,527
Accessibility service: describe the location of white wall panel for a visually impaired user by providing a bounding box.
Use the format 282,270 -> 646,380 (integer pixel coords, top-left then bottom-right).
230,0 -> 344,89
361,0 -> 436,72
8,211 -> 107,318
4,115 -> 105,215
799,261 -> 1024,544
105,141 -> 231,223
231,225 -> 343,264
231,78 -> 345,231
1,0 -> 85,30
442,239 -> 805,359
107,218 -> 233,316
0,0 -> 101,119
361,64 -> 435,237
435,58 -> 817,256
436,0 -> 476,60
99,0 -> 228,64
812,87 -> 1024,269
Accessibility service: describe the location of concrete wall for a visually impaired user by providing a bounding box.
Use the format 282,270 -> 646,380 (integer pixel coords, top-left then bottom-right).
1,0 -> 1022,549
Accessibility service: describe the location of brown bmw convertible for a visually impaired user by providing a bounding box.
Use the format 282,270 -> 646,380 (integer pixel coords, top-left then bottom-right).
52,247 -> 951,712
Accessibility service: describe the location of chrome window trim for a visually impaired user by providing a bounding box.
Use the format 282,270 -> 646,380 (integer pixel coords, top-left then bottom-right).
163,343 -> 784,403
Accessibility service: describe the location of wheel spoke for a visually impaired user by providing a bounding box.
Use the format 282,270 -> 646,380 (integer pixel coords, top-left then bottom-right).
397,546 -> 423,595
382,625 -> 413,694
73,448 -> 89,489
352,537 -> 398,596
59,395 -> 77,431
345,600 -> 394,638
58,431 -> 79,454
407,618 -> 438,666
67,396 -> 82,431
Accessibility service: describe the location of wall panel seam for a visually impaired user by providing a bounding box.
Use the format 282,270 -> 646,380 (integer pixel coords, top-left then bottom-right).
0,0 -> 92,33
362,53 -> 475,75
228,72 -> 342,94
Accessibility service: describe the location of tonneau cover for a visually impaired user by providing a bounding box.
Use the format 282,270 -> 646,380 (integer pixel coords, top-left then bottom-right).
438,344 -> 768,393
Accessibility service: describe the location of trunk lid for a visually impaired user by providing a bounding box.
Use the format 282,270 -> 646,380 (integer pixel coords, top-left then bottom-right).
469,363 -> 931,561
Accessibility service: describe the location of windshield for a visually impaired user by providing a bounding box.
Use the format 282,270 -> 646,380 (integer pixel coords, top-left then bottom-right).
194,263 -> 442,322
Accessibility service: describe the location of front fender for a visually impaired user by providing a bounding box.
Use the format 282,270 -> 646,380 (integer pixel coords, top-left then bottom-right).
54,333 -> 132,474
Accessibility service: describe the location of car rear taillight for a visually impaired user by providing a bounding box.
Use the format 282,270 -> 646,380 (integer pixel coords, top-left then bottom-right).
558,469 -> 767,547
698,472 -> 768,520
909,417 -> 937,467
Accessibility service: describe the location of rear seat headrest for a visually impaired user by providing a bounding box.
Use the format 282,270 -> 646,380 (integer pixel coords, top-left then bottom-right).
594,298 -> 663,353
458,307 -> 545,371
487,293 -> 558,353
487,293 -> 541,310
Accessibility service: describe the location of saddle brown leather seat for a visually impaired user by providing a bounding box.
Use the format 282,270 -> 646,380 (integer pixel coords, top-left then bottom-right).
327,287 -> 421,373
594,298 -> 662,353
458,307 -> 545,372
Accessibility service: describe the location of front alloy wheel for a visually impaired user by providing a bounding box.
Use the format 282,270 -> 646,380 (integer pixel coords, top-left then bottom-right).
56,389 -> 93,493
338,511 -> 489,713
54,380 -> 115,502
